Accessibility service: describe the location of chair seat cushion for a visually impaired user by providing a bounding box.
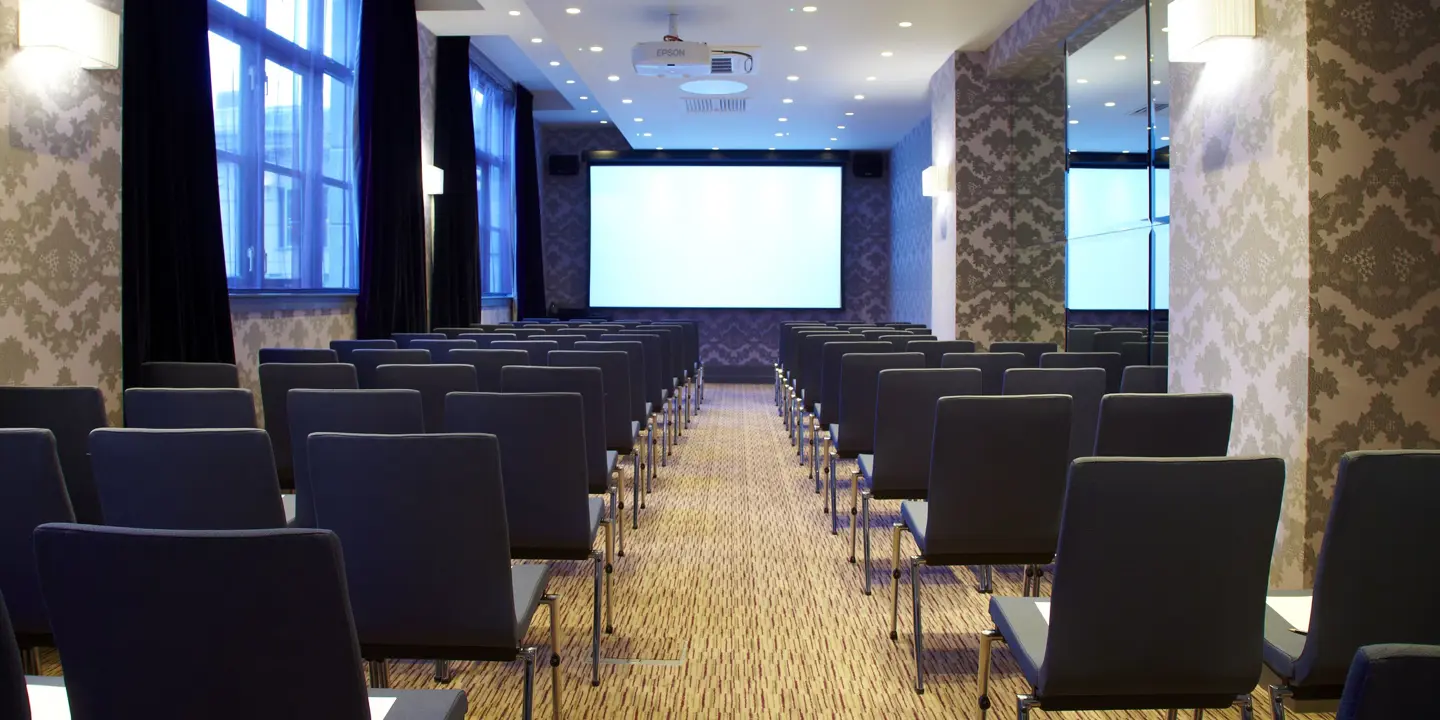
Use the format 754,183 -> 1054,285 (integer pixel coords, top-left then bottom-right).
512,563 -> 552,640
901,500 -> 928,554
990,596 -> 1049,689
631,421 -> 640,441
588,497 -> 605,543
813,402 -> 822,419
858,454 -> 874,483
606,451 -> 618,474
1262,590 -> 1312,682
645,402 -> 653,417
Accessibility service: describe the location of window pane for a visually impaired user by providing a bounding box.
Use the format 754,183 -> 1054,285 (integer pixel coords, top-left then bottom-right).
322,75 -> 350,180
209,33 -> 242,155
323,0 -> 353,64
266,0 -> 309,48
263,172 -> 299,282
264,60 -> 303,170
323,184 -> 355,288
216,0 -> 248,15
218,161 -> 243,281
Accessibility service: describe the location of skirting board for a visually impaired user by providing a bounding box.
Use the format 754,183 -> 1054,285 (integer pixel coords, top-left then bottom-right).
703,365 -> 776,384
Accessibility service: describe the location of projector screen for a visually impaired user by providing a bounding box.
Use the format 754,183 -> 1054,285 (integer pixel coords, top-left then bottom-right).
588,164 -> 844,309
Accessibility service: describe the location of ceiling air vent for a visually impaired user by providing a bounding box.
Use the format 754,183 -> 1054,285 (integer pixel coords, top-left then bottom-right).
711,55 -> 733,74
684,97 -> 748,114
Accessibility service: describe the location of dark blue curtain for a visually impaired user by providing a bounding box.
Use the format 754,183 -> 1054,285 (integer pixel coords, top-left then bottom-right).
356,0 -> 427,338
514,87 -> 546,319
429,37 -> 481,328
120,0 -> 236,388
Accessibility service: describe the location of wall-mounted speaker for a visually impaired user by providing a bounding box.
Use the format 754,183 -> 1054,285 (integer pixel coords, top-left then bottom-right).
852,152 -> 886,179
548,154 -> 581,176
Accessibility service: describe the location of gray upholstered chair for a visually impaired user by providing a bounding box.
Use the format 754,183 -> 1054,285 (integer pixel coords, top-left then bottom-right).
408,339 -> 478,363
32,524 -> 467,719
89,428 -> 285,530
856,369 -> 982,594
989,342 -> 1058,368
430,327 -> 476,339
577,341 -> 650,493
1040,351 -> 1126,393
444,392 -> 615,688
891,395 -> 1072,692
307,433 -> 564,705
980,456 -> 1284,717
1093,330 -> 1145,354
140,361 -> 240,388
286,389 -> 425,527
0,592 -> 26,720
258,363 -> 358,490
373,364 -> 479,433
123,388 -> 257,429
601,334 -> 663,481
549,351 -> 642,533
469,324 -> 505,331
828,352 -> 925,536
616,331 -> 674,466
1065,327 -> 1098,352
859,329 -> 895,342
1122,341 -> 1167,368
939,352 -> 1027,395
880,334 -> 929,350
506,328 -> 550,340
349,348 -> 431,389
1093,393 -> 1233,457
0,430 -> 74,673
1335,645 -> 1440,720
1264,451 -> 1440,719
816,341 -> 893,489
457,332 -> 519,348
258,348 -> 338,364
490,340 -> 556,366
391,333 -> 446,348
447,348 -> 529,392
795,334 -> 861,480
906,340 -> 976,368
0,386 -> 107,524
1121,365 -> 1169,393
1003,368 -> 1106,467
547,334 -> 585,351
329,339 -> 397,365
641,324 -> 687,441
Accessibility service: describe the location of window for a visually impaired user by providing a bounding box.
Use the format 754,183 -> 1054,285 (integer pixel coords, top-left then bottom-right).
208,0 -> 359,292
471,65 -> 516,297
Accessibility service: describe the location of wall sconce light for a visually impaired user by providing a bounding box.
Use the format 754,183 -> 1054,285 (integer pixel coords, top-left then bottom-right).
1167,0 -> 1256,63
18,0 -> 121,70
423,166 -> 445,195
921,165 -> 951,197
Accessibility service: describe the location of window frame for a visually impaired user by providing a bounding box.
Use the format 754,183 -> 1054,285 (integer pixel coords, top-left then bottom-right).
470,68 -> 516,299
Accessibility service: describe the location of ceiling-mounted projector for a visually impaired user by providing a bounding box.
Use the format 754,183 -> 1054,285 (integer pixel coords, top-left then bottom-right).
632,40 -> 711,77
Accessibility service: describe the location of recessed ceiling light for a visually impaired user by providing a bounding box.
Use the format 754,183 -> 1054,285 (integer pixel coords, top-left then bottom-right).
844,112 -> 854,116
1104,101 -> 1115,107
898,21 -> 912,27
642,132 -> 651,137
794,45 -> 808,52
837,125 -> 845,129
786,75 -> 800,81
769,147 -> 775,150
866,76 -> 876,81
622,98 -> 632,103
881,51 -> 893,57
508,10 -> 520,15
1153,80 -> 1162,85
802,5 -> 818,11
590,46 -> 603,52
1121,150 -> 1129,154
779,117 -> 788,122
775,132 -> 784,137
549,61 -> 560,67
830,137 -> 837,141
824,147 -> 831,150
607,75 -> 620,81
566,80 -> 576,84
782,98 -> 793,104
634,118 -> 643,122
590,109 -> 598,113
1114,54 -> 1127,60
1161,136 -> 1170,141
1076,78 -> 1088,84
531,38 -> 543,43
656,147 -> 663,150
565,7 -> 581,14
853,95 -> 864,100
1069,120 -> 1079,124
600,120 -> 608,124
712,147 -> 719,150
579,96 -> 588,100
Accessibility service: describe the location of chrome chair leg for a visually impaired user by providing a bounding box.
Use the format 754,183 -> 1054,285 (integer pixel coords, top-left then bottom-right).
1234,693 -> 1254,720
541,594 -> 562,720
520,646 -> 537,720
660,404 -> 669,467
1166,711 -> 1179,720
888,523 -> 904,640
1269,685 -> 1291,720
976,564 -> 993,594
862,490 -> 873,595
614,469 -> 628,552
433,659 -> 453,683
1017,694 -> 1038,720
828,446 -> 840,535
911,555 -> 925,695
978,628 -> 1000,717
367,659 -> 390,689
848,471 -> 860,562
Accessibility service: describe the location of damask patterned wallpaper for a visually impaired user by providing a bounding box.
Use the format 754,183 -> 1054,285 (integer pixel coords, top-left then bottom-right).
889,119 -> 932,326
539,125 -> 892,374
985,0 -> 1124,78
229,298 -> 357,424
0,0 -> 124,421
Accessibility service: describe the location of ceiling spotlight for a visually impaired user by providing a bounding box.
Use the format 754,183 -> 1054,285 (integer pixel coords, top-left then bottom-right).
866,76 -> 876,81
531,38 -> 543,43
642,132 -> 652,137
844,112 -> 854,116
1069,120 -> 1079,124
1114,54 -> 1127,60
802,5 -> 818,11
769,147 -> 775,150
830,137 -> 837,141
600,120 -> 608,124
1161,136 -> 1170,141
566,80 -> 576,84
881,51 -> 893,57
634,118 -> 644,122
712,147 -> 720,150
775,132 -> 784,137
824,147 -> 831,150
837,125 -> 845,129
1104,101 -> 1115,107
622,98 -> 632,103
779,117 -> 788,122
565,7 -> 581,14
590,46 -> 603,52
549,61 -> 560,66
607,75 -> 620,81
579,96 -> 588,100
782,98 -> 793,104
656,147 -> 663,150
794,45 -> 808,52
590,109 -> 598,113
1153,80 -> 1162,85
898,21 -> 912,27
1076,78 -> 1089,84
787,75 -> 800,81
508,10 -> 520,15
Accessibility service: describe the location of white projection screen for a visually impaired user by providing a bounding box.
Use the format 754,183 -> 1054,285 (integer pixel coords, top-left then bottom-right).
588,164 -> 844,309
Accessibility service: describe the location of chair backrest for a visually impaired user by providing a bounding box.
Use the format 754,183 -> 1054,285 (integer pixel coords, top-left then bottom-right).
489,340 -> 557,366
457,332 -> 519,348
1093,330 -> 1145,354
257,363 -> 358,487
469,324 -> 505,331
547,334 -> 586,350
819,341 -> 894,425
507,328 -> 549,340
140,362 -> 240,389
870,369 -> 983,499
1336,644 -> 1440,720
786,328 -> 834,374
123,388 -> 257,430
833,323 -> 875,331
798,334 -> 861,409
780,325 -> 828,369
548,351 -> 632,452
1040,351 -> 1126,393
577,341 -> 645,423
34,524 -> 371,719
907,340 -> 976,367
1294,451 -> 1440,688
446,349 -> 530,392
939,352 -> 1026,395
444,393 -> 592,557
374,364 -> 479,433
329,339 -> 397,365
287,389 -> 425,527
307,433 -> 519,653
570,329 -> 609,342
0,430 -> 74,641
350,348 -> 431,389
1070,323 -> 1112,331
0,592 -> 26,720
879,334 -> 919,350
1093,393 -> 1233,458
836,352 -> 925,455
259,348 -> 338,364
1122,341 -> 1167,368
431,327 -> 476,339
858,329 -> 894,342
0,387 -> 107,524
409,339 -> 479,363
1040,457 -> 1284,700
1003,368 -> 1106,466
989,342 -> 1059,368
672,320 -> 701,369
392,333 -> 447,348
1065,327 -> 1099,352
1120,365 -> 1168,393
501,366 -> 608,493
89,428 -> 285,530
925,395 -> 1072,561
646,325 -> 687,383
614,332 -> 667,403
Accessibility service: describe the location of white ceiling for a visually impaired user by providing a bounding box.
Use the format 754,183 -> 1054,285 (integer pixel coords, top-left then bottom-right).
419,0 -> 1040,150
1064,3 -> 1171,153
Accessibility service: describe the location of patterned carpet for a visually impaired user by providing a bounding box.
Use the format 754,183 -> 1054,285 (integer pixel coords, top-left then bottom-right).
36,384 -> 1335,718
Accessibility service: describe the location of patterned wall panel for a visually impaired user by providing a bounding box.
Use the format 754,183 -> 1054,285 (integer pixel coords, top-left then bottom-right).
930,55 -> 958,340
540,126 -> 892,371
1304,0 -> 1440,569
1010,64 -> 1066,346
230,298 -> 357,425
1168,0 -> 1311,586
985,0 -> 1125,78
0,0 -> 124,422
889,119 -> 932,326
